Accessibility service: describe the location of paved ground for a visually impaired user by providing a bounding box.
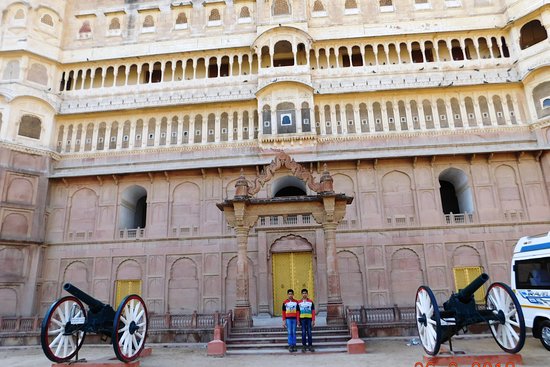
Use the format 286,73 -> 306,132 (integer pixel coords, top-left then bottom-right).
0,335 -> 548,367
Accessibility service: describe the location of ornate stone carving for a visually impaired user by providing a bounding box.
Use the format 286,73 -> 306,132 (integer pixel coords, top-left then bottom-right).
244,151 -> 333,196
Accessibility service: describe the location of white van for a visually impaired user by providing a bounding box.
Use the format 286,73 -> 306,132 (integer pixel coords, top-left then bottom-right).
511,232 -> 550,351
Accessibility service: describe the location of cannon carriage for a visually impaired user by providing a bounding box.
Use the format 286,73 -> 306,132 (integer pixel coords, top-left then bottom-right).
415,273 -> 526,355
40,283 -> 148,363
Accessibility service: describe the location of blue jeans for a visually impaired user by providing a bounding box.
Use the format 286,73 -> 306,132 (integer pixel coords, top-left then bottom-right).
300,318 -> 313,346
285,318 -> 297,346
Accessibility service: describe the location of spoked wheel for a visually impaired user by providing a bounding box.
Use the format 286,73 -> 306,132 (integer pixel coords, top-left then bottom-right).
112,294 -> 148,362
486,282 -> 526,353
415,285 -> 442,356
40,296 -> 86,363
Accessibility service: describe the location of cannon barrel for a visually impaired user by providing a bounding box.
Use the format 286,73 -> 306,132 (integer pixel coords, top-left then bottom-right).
63,283 -> 107,313
457,273 -> 489,303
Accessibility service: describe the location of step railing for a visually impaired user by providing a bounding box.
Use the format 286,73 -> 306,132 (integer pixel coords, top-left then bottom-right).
221,309 -> 233,342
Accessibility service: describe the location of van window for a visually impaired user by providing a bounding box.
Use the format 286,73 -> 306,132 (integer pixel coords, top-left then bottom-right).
515,257 -> 550,289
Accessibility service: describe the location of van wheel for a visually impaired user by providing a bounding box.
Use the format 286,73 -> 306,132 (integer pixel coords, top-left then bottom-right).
541,320 -> 550,351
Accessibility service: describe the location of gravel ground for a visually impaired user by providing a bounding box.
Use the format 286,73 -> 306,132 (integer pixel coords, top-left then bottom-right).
0,335 -> 548,367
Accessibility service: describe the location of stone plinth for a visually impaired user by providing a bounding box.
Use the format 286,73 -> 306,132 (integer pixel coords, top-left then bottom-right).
207,325 -> 226,357
347,323 -> 366,354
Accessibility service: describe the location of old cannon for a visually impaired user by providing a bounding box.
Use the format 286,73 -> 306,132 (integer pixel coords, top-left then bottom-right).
40,283 -> 148,363
415,273 -> 526,355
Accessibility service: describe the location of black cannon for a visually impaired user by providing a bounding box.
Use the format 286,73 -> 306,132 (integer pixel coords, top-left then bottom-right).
415,273 -> 526,355
40,283 -> 148,363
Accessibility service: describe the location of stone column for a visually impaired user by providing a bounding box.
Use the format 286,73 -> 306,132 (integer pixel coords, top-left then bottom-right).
234,224 -> 252,326
323,220 -> 344,323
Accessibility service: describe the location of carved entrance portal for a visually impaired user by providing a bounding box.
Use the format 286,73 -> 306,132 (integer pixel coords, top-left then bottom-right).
217,152 -> 353,326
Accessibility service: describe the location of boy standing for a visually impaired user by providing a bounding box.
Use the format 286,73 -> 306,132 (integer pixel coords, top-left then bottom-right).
298,288 -> 315,352
282,288 -> 299,352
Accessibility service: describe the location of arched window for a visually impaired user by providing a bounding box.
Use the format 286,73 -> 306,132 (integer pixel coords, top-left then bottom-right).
543,98 -> 550,109
109,17 -> 120,30
273,40 -> 294,67
13,9 -> 25,23
176,12 -> 187,25
79,21 -> 91,34
519,20 -> 548,50
2,60 -> 20,80
18,115 -> 41,139
143,15 -> 154,28
40,14 -> 53,27
273,0 -> 291,16
272,176 -> 307,197
119,185 -> 147,229
439,168 -> 474,215
27,63 -> 48,85
15,9 -> 25,19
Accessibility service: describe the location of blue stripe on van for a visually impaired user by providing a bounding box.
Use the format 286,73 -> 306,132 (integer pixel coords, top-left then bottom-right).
521,242 -> 550,252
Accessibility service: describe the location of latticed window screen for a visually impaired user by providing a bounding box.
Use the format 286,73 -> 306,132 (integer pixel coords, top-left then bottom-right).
273,0 -> 290,15
115,280 -> 142,306
345,0 -> 358,9
453,266 -> 485,304
209,9 -> 221,21
313,0 -> 325,12
239,6 -> 251,18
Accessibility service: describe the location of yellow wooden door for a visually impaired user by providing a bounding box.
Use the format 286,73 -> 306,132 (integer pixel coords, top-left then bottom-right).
115,280 -> 142,306
453,266 -> 485,304
272,252 -> 314,316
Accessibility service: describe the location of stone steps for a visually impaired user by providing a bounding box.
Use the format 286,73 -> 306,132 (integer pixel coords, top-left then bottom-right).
226,323 -> 350,355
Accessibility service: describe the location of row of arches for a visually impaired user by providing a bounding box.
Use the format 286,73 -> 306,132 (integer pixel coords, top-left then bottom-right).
60,163 -> 529,241
55,110 -> 259,153
54,92 -> 521,154
46,255 -> 252,315
37,242 -> 491,317
57,34 -> 511,92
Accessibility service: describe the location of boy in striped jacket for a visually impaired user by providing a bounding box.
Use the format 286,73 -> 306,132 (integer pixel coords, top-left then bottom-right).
298,288 -> 315,352
282,289 -> 299,352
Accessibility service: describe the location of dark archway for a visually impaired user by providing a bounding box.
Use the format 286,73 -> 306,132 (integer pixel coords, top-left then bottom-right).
439,180 -> 460,214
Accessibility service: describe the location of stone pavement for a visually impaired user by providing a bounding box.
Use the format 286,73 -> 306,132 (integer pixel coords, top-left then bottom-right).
0,335 -> 548,367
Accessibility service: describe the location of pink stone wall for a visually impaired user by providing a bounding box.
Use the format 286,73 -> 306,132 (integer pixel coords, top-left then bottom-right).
31,152 -> 550,316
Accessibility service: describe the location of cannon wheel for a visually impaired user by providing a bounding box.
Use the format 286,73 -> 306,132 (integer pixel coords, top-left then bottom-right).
112,294 -> 148,362
40,296 -> 86,363
415,285 -> 442,356
486,282 -> 526,353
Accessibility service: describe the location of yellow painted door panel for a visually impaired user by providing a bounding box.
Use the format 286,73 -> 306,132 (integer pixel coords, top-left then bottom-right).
272,252 -> 314,316
115,280 -> 142,306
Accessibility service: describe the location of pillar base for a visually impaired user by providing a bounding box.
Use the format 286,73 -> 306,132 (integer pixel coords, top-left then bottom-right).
326,302 -> 345,324
233,306 -> 253,327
